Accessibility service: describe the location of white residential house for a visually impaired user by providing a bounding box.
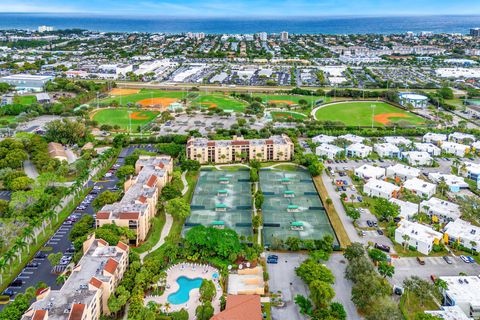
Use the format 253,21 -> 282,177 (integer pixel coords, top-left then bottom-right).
384,136 -> 412,146
374,143 -> 400,158
463,162 -> 480,186
338,134 -> 365,144
401,151 -> 433,166
448,132 -> 476,144
315,144 -> 343,160
354,164 -> 385,180
346,143 -> 372,158
444,219 -> 480,252
386,164 -> 421,181
440,141 -> 470,157
423,132 -> 447,144
420,197 -> 461,223
389,198 -> 419,220
394,220 -> 442,255
472,141 -> 480,152
428,172 -> 469,192
414,142 -> 441,156
403,178 -> 437,199
440,276 -> 480,318
363,179 -> 400,199
425,306 -> 473,320
312,134 -> 335,144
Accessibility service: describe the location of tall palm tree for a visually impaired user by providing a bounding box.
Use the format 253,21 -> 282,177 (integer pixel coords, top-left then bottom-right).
22,226 -> 35,245
15,237 -> 28,256
3,249 -> 14,273
0,258 -> 6,284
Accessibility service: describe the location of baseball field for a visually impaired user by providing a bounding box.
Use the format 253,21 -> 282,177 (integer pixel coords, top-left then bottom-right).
190,93 -> 247,112
91,108 -> 159,131
270,111 -> 307,120
314,101 -> 425,127
100,89 -> 185,109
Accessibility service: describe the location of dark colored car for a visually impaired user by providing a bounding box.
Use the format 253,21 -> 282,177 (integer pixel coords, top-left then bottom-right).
9,279 -> 23,287
374,243 -> 391,253
377,229 -> 384,235
3,288 -> 14,296
26,262 -> 39,268
35,252 -> 47,259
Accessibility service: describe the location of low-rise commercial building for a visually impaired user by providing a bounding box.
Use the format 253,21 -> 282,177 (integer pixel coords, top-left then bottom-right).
354,164 -> 385,180
401,151 -> 433,166
186,135 -> 294,164
374,143 -> 400,158
22,235 -> 129,320
386,164 -> 421,181
444,219 -> 480,252
315,143 -> 343,160
394,220 -> 442,255
346,143 -> 372,158
414,142 -> 441,156
420,197 -> 461,223
403,178 -> 437,199
364,179 -> 400,199
441,141 -> 470,157
96,156 -> 173,245
0,74 -> 53,92
440,276 -> 480,319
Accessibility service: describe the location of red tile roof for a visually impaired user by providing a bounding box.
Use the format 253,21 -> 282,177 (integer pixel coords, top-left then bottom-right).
32,310 -> 47,320
138,195 -> 147,203
96,211 -> 110,219
97,239 -> 108,246
119,212 -> 140,220
207,141 -> 216,147
116,241 -> 128,251
232,140 -> 249,146
89,277 -> 103,289
158,163 -> 165,169
68,304 -> 85,320
104,258 -> 119,274
266,140 -> 273,144
146,175 -> 157,187
211,295 -> 262,320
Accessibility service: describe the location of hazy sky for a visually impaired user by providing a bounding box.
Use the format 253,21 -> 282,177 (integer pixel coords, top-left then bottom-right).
2,0 -> 480,16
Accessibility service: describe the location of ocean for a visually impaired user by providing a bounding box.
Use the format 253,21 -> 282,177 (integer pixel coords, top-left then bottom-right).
0,13 -> 479,34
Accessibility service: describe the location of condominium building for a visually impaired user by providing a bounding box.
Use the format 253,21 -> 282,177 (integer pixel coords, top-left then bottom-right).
444,219 -> 480,252
389,198 -> 418,220
423,132 -> 447,144
449,132 -> 476,144
403,178 -> 437,199
384,136 -> 412,146
394,220 -> 442,255
354,164 -> 385,180
96,156 -> 173,245
428,173 -> 468,192
315,143 -> 343,160
440,141 -> 470,157
414,142 -> 441,156
186,135 -> 294,164
420,197 -> 461,223
346,143 -> 372,158
22,235 -> 129,320
338,134 -> 365,144
401,151 -> 433,166
440,276 -> 480,318
386,164 -> 421,181
364,179 -> 400,199
464,162 -> 480,184
374,143 -> 400,158
280,31 -> 289,42
312,134 -> 335,144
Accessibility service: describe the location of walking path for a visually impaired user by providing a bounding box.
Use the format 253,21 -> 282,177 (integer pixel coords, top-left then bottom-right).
24,159 -> 39,179
180,170 -> 189,195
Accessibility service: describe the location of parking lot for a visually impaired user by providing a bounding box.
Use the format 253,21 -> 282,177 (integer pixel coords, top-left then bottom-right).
391,255 -> 480,288
1,145 -> 152,304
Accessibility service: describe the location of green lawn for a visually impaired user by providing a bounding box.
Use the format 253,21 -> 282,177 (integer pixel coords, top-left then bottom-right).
191,93 -> 247,112
92,108 -> 159,130
132,213 -> 166,254
314,101 -> 425,127
100,89 -> 186,106
0,116 -> 17,126
400,291 -> 440,320
254,94 -> 324,106
14,95 -> 37,105
270,111 -> 307,120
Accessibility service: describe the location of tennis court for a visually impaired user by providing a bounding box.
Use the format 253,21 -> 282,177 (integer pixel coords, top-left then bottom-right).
260,168 -> 338,246
184,168 -> 253,239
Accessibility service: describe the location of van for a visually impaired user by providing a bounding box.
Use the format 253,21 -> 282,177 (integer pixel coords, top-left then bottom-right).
416,257 -> 426,265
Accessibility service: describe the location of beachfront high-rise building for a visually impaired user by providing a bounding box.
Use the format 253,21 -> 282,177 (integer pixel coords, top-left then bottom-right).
258,32 -> 268,41
38,25 -> 54,33
186,135 -> 294,164
470,28 -> 480,37
280,31 -> 289,42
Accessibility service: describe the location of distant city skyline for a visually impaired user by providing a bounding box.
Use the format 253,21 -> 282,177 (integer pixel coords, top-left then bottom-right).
2,0 -> 480,17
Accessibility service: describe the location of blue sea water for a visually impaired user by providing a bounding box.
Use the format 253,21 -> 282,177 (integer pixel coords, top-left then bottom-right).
0,13 -> 479,34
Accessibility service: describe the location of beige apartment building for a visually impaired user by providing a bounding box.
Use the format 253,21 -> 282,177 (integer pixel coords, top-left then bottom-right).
96,155 -> 173,245
22,235 -> 129,320
186,134 -> 294,164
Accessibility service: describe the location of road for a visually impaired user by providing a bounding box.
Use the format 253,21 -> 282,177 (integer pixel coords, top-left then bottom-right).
1,145 -> 156,306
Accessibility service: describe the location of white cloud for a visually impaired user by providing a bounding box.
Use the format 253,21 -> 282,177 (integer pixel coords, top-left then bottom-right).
0,1 -> 80,13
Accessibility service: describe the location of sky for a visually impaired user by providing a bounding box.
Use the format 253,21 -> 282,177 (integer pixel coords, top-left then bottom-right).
2,0 -> 480,17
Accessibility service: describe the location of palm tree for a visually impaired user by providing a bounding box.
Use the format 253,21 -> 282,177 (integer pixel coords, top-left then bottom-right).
3,250 -> 14,273
402,234 -> 410,251
15,237 -> 28,256
434,278 -> 448,292
0,258 -> 6,284
164,302 -> 171,313
438,177 -> 448,196
22,226 -> 35,245
378,261 -> 395,278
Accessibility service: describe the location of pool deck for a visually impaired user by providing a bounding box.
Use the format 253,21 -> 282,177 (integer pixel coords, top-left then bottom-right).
145,263 -> 222,319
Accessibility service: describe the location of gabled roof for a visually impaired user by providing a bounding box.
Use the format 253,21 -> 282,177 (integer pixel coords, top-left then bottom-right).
68,303 -> 85,320
211,295 -> 262,320
104,258 -> 119,274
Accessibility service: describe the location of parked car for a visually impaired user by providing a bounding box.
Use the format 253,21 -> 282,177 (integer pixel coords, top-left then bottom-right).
267,258 -> 278,264
430,275 -> 437,282
367,220 -> 373,227
467,256 -> 476,263
374,243 -> 390,253
460,255 -> 470,263
357,196 -> 363,202
443,256 -> 453,264
377,229 -> 384,235
26,262 -> 39,268
9,279 -> 23,287
35,252 -> 47,259
2,288 -> 14,296
416,257 -> 426,265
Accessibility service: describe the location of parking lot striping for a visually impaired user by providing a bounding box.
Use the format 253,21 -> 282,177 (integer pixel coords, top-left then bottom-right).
21,271 -> 34,275
17,276 -> 30,279
48,242 -> 58,245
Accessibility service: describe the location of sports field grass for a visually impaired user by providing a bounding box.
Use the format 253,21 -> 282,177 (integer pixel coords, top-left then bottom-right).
314,101 -> 425,127
270,111 -> 307,120
92,108 -> 159,131
254,94 -> 325,106
14,95 -> 37,105
100,89 -> 185,106
191,93 -> 247,112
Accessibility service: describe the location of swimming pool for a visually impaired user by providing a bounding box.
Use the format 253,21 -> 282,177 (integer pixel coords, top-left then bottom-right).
167,276 -> 203,305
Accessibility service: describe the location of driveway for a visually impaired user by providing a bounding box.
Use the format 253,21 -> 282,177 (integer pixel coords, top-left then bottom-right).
390,255 -> 480,288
